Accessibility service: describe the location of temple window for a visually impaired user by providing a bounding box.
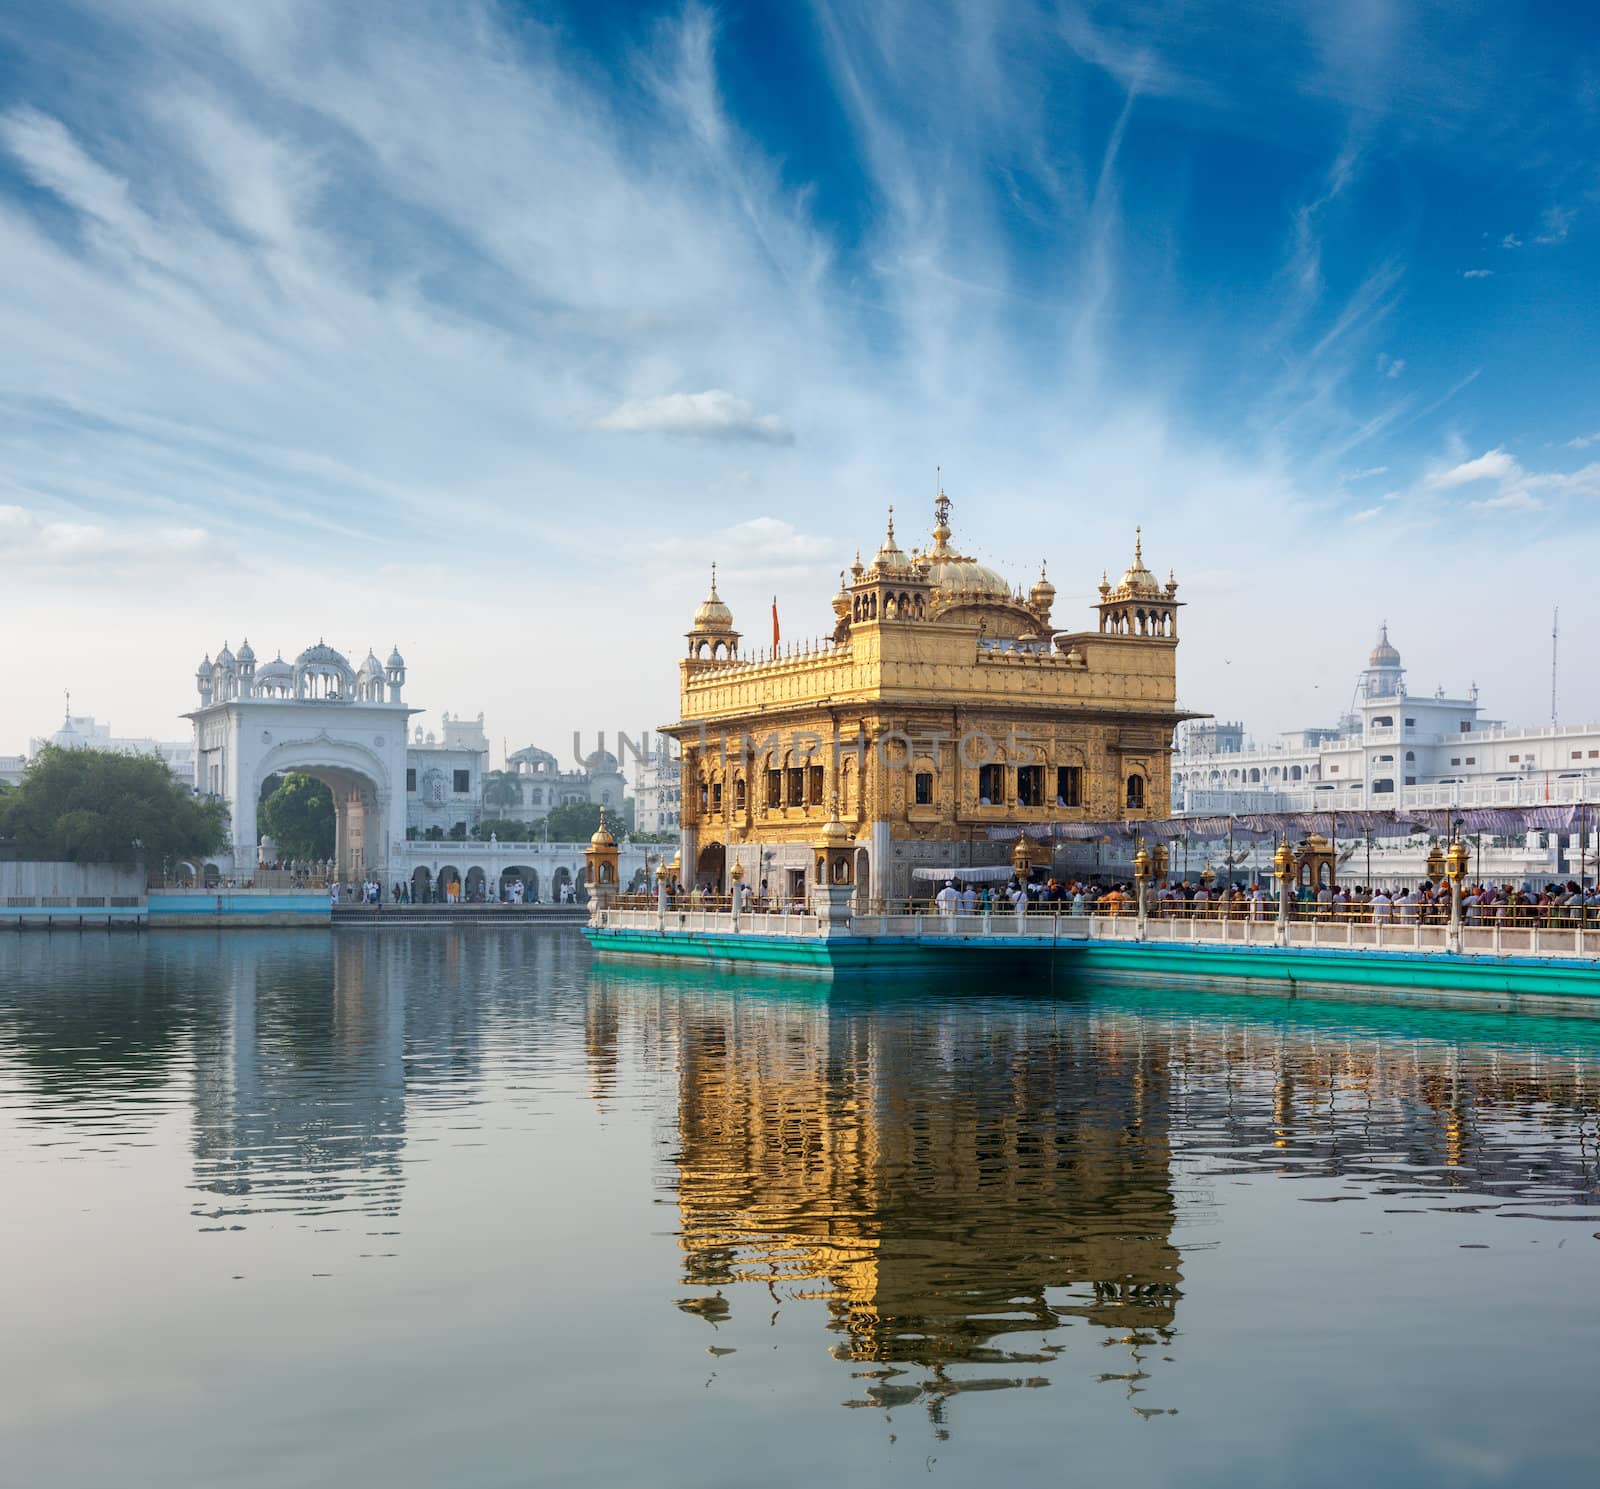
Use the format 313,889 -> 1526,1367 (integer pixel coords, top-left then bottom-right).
765,769 -> 781,808
1016,765 -> 1043,806
453,769 -> 470,793
1125,774 -> 1146,809
807,764 -> 825,805
406,769 -> 416,792
914,771 -> 933,806
977,763 -> 1005,805
1056,766 -> 1083,806
734,777 -> 747,809
711,781 -> 722,812
786,766 -> 805,806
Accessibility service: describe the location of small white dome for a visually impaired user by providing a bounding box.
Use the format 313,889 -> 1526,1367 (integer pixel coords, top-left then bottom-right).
197,655 -> 214,677
237,638 -> 256,663
386,645 -> 405,670
295,641 -> 350,668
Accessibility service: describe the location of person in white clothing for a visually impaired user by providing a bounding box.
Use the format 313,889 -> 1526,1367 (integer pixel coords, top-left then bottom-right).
934,881 -> 959,917
960,882 -> 978,914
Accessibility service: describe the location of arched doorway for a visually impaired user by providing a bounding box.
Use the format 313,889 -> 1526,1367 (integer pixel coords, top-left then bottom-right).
695,841 -> 726,892
464,866 -> 487,902
250,742 -> 393,885
550,866 -> 572,903
438,864 -> 463,902
411,866 -> 433,903
854,848 -> 870,902
202,861 -> 221,888
500,866 -> 535,903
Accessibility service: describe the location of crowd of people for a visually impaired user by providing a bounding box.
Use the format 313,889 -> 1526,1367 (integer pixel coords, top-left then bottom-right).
917,874 -> 1600,926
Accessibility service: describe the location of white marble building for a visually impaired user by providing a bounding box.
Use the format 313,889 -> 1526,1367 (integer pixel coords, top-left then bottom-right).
1171,626 -> 1600,884
183,637 -> 640,885
630,733 -> 681,834
1172,625 -> 1600,815
22,712 -> 195,781
189,640 -> 415,882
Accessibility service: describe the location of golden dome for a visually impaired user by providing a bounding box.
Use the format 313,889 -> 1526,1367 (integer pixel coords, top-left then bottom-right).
1029,561 -> 1056,606
816,815 -> 855,850
923,555 -> 1011,598
1113,528 -> 1162,600
692,563 -> 734,630
1368,622 -> 1401,668
869,508 -> 913,575
917,488 -> 1014,599
589,809 -> 617,849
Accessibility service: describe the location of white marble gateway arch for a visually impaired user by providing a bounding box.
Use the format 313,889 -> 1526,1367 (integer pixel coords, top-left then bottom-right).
187,639 -> 414,883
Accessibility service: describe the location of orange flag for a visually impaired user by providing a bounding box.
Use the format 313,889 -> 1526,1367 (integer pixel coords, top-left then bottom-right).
772,596 -> 780,650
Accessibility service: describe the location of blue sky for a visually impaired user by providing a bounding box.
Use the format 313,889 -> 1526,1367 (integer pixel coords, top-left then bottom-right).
1,0 -> 1597,753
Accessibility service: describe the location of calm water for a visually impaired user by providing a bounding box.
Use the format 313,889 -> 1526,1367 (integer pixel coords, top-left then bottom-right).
2,929 -> 1598,1488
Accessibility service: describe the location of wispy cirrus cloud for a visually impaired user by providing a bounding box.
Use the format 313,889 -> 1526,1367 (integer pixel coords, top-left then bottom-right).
0,0 -> 1597,748
596,390 -> 794,444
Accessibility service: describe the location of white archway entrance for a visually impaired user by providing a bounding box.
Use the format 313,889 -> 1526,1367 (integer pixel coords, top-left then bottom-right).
250,739 -> 397,885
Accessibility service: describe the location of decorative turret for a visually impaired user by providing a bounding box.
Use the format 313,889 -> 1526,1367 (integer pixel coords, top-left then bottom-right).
196,654 -> 214,704
1094,528 -> 1181,639
1028,562 -> 1056,626
585,808 -> 620,909
1360,622 -> 1404,700
686,563 -> 740,663
847,506 -> 932,626
831,570 -> 853,643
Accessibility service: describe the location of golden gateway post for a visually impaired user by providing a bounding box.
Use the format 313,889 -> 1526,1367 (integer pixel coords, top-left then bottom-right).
661,490 -> 1197,903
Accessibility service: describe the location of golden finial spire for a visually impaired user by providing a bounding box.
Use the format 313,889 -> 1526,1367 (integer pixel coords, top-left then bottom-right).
886,504 -> 895,542
1134,526 -> 1143,563
709,560 -> 718,595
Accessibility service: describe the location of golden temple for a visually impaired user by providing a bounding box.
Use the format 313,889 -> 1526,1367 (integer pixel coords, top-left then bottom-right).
663,489 -> 1196,900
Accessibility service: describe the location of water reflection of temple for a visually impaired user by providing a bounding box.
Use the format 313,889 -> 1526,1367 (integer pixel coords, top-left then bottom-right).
580,969 -> 1600,1425
664,992 -> 1184,1380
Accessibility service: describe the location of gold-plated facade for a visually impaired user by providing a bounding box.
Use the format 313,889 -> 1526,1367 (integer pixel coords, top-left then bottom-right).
665,491 -> 1195,898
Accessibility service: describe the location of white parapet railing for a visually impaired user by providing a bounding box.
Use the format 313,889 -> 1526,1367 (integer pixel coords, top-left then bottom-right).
590,900 -> 1600,962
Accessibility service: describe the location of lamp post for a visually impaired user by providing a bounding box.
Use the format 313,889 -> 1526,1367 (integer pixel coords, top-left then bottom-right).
1273,839 -> 1295,945
1446,826 -> 1469,952
1133,836 -> 1151,938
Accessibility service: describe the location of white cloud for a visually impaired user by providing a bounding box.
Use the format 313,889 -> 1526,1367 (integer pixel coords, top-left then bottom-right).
595,390 -> 794,444
1349,505 -> 1382,522
1377,354 -> 1405,379
1461,268 -> 1493,278
1563,431 -> 1599,449
1501,233 -> 1522,249
1535,205 -> 1574,244
1470,488 -> 1539,511
1426,447 -> 1519,488
1343,464 -> 1389,480
0,502 -> 228,569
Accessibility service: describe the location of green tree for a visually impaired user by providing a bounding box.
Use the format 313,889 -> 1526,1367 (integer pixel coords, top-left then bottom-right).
481,770 -> 525,816
0,745 -> 226,870
474,818 -> 529,840
257,773 -> 335,860
543,800 -> 621,842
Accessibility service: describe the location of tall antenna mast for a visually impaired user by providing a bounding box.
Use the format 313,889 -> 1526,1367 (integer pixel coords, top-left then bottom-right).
1551,606 -> 1559,726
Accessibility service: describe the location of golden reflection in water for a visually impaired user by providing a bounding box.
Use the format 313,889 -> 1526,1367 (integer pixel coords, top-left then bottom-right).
588,969 -> 1600,1425
650,990 -> 1184,1416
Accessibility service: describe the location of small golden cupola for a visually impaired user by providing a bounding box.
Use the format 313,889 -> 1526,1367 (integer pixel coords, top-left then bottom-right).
1028,562 -> 1056,626
1096,528 -> 1181,638
686,562 -> 740,662
585,808 -> 620,899
848,507 -> 930,624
